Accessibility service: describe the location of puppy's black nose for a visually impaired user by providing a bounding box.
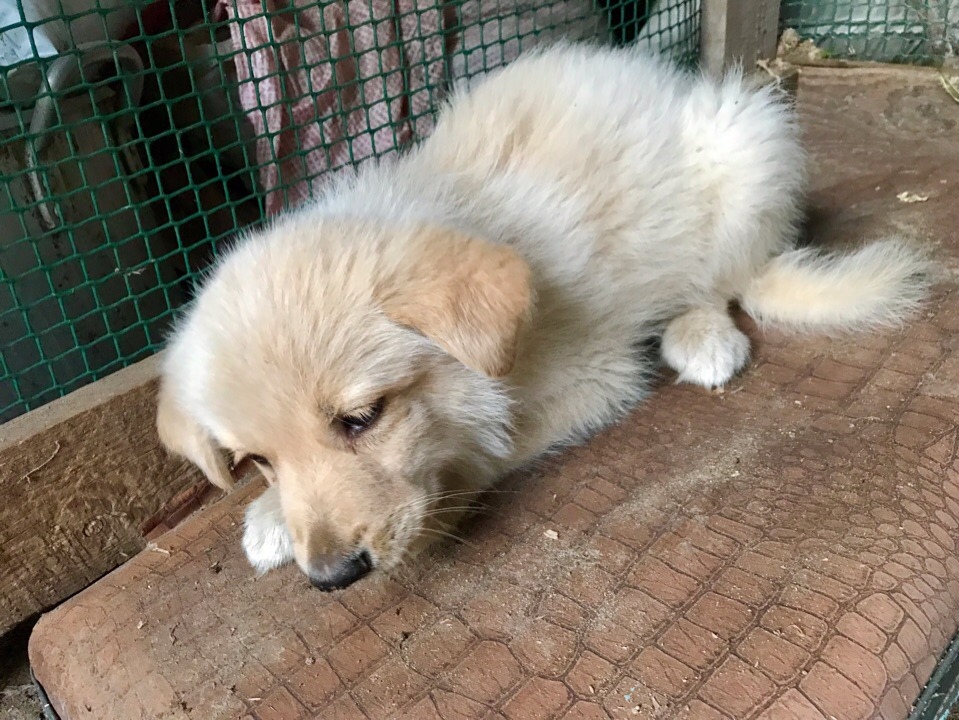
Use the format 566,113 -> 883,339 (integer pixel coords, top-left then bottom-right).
309,550 -> 373,591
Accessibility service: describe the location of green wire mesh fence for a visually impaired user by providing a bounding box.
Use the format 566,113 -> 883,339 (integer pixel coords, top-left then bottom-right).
0,0 -> 699,424
781,0 -> 958,65
4,0 -> 954,426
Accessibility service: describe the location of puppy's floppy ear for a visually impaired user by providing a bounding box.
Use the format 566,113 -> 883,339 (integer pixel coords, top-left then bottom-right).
156,376 -> 234,490
380,227 -> 532,378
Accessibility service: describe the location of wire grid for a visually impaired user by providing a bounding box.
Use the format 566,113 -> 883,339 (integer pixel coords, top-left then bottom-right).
0,0 -> 699,424
782,0 -> 958,64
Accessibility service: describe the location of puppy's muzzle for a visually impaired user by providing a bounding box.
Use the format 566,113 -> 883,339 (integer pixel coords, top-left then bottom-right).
308,549 -> 373,591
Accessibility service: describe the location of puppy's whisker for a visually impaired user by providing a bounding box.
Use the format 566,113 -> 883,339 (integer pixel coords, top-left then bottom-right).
418,527 -> 478,550
461,489 -> 521,495
428,514 -> 477,535
391,488 -> 518,520
389,491 -> 480,513
423,488 -> 520,502
419,505 -> 486,518
412,492 -> 485,508
388,494 -> 489,520
423,503 -> 497,519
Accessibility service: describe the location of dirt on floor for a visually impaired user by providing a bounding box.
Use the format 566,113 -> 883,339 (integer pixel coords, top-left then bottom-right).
1,622 -> 40,720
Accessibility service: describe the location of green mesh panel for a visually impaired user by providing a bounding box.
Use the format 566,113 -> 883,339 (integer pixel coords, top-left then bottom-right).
0,0 -> 699,424
782,0 -> 958,64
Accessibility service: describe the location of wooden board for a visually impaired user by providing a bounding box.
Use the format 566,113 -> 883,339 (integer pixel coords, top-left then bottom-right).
701,0 -> 779,75
0,353 -> 207,636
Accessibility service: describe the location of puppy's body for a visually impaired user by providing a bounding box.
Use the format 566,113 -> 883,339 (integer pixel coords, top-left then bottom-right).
311,46 -> 804,459
158,44 -> 928,584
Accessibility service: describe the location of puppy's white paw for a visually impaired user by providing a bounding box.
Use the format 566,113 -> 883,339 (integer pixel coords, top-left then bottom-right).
242,485 -> 294,574
662,306 -> 751,388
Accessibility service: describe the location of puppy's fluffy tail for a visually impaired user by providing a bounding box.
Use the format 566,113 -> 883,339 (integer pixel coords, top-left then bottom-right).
740,239 -> 931,331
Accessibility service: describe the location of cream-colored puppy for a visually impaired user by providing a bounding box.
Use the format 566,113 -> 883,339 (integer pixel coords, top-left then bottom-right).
157,44 -> 928,590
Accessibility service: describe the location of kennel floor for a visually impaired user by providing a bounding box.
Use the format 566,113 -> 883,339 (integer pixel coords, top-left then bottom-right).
25,65 -> 959,720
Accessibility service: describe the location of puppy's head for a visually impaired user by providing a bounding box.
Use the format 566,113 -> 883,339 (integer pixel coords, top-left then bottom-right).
157,217 -> 531,588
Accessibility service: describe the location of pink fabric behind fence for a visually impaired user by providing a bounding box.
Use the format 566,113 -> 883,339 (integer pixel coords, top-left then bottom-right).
222,0 -> 450,215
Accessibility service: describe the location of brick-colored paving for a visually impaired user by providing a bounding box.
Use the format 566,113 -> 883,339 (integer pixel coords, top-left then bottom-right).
29,66 -> 959,719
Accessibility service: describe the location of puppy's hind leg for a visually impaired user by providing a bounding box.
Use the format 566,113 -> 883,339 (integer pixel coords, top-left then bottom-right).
242,484 -> 295,574
661,303 -> 750,389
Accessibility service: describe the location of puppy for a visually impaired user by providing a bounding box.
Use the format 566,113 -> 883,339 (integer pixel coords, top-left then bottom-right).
157,43 -> 928,590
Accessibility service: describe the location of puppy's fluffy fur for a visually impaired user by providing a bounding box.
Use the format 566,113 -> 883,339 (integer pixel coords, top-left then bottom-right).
157,44 -> 928,584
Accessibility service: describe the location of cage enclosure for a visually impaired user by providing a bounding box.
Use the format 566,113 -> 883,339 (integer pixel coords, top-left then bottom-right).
0,0 -> 703,425
2,0 -> 955,424
3,2 -> 959,720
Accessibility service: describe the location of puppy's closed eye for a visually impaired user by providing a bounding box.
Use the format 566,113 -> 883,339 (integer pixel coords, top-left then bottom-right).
246,454 -> 271,468
230,450 -> 275,485
336,397 -> 385,439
